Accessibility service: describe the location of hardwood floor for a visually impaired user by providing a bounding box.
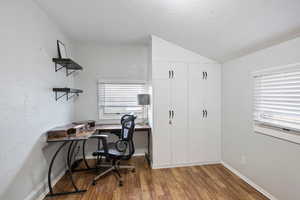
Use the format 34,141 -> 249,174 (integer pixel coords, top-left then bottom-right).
45,157 -> 268,200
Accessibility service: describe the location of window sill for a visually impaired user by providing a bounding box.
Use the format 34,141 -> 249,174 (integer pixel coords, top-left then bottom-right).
254,124 -> 300,145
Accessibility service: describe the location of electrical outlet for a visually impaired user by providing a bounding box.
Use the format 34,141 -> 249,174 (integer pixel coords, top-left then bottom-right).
241,155 -> 247,165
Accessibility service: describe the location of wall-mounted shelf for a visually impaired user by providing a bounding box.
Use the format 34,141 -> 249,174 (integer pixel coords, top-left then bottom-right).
53,88 -> 83,101
53,58 -> 83,76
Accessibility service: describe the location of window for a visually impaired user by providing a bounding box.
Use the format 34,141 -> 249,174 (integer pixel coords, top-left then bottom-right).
98,82 -> 147,121
253,63 -> 300,143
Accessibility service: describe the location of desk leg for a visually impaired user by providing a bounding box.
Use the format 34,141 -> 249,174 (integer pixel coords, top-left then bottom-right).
67,141 -> 75,168
145,130 -> 151,167
73,139 -> 99,172
69,141 -> 81,169
82,139 -> 91,169
47,142 -> 67,195
97,131 -> 101,165
66,142 -> 84,192
46,141 -> 86,197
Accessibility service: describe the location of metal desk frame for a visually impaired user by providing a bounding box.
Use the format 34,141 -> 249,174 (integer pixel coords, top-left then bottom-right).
46,124 -> 151,197
46,139 -> 89,197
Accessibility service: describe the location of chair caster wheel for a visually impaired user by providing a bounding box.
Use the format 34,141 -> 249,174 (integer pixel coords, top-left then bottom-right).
92,181 -> 96,186
119,181 -> 123,187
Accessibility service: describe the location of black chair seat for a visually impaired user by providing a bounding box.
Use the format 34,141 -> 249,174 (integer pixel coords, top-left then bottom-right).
92,142 -> 125,158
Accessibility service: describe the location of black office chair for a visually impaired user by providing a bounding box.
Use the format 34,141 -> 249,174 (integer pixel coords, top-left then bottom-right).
91,114 -> 137,186
110,114 -> 133,139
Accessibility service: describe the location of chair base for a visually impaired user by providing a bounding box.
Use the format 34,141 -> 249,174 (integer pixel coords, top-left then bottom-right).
92,160 -> 135,186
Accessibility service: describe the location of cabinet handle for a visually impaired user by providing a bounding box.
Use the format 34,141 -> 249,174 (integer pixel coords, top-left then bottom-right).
203,71 -> 208,80
169,110 -> 171,119
169,70 -> 171,79
172,110 -> 174,118
203,110 -> 205,118
205,110 -> 208,118
172,70 -> 174,79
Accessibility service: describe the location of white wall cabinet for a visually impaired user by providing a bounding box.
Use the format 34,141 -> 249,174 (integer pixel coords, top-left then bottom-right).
152,62 -> 220,168
170,63 -> 188,164
152,79 -> 172,166
188,63 -> 221,164
150,36 -> 220,168
152,62 -> 188,167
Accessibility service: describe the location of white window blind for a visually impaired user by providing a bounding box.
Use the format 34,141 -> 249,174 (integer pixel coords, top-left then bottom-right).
98,82 -> 146,120
254,65 -> 300,132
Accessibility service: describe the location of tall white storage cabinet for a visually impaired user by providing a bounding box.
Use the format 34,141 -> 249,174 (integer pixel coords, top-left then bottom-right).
150,35 -> 221,168
152,62 -> 188,167
188,63 -> 221,164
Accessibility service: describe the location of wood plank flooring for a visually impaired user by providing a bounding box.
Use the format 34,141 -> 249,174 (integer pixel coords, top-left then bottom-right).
44,157 -> 269,200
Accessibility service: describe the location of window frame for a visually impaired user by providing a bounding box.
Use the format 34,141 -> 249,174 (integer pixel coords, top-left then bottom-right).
97,79 -> 147,124
252,63 -> 300,144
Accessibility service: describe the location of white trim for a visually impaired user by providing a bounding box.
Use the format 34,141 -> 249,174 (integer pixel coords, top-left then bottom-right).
254,124 -> 300,144
221,161 -> 278,200
152,161 -> 220,169
132,152 -> 146,157
24,169 -> 66,200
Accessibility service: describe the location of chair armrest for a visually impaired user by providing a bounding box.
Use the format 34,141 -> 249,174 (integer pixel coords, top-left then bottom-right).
90,134 -> 108,139
90,135 -> 108,154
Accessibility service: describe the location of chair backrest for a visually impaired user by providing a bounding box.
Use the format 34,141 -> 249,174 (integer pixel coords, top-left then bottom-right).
119,114 -> 136,159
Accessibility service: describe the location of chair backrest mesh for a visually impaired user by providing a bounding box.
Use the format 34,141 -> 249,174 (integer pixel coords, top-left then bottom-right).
120,114 -> 136,158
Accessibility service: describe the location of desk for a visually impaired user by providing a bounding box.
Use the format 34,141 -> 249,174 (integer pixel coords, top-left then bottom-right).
46,124 -> 151,197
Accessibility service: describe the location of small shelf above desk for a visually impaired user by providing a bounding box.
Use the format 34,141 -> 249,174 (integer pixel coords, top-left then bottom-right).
53,88 -> 83,101
52,58 -> 83,76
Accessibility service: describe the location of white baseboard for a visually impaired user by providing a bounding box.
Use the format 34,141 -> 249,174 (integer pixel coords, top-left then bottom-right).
221,161 -> 278,200
152,161 -> 220,169
24,168 -> 66,200
133,152 -> 146,157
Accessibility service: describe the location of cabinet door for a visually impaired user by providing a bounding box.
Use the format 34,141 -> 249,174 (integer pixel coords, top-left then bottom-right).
152,61 -> 171,80
170,63 -> 188,164
152,79 -> 172,166
202,63 -> 221,162
188,63 -> 206,163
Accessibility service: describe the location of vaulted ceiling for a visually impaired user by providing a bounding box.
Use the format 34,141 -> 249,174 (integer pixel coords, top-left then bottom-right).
35,0 -> 300,62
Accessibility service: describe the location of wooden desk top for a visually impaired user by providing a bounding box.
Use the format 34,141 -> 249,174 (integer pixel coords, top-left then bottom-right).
47,129 -> 96,143
47,124 -> 151,143
94,124 -> 151,132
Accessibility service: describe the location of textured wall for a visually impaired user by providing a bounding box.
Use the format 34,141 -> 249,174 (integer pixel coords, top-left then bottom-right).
0,1 -> 74,199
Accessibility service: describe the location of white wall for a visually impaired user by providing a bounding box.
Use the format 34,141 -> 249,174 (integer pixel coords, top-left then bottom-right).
72,44 -> 149,155
222,37 -> 300,200
0,1 -> 74,200
151,35 -> 215,63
